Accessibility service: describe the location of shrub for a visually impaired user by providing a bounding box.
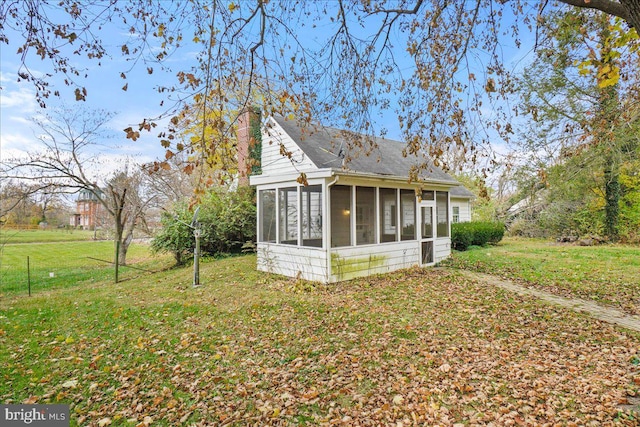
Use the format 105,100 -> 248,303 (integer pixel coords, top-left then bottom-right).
151,187 -> 256,264
451,222 -> 473,251
151,203 -> 195,265
452,221 -> 505,251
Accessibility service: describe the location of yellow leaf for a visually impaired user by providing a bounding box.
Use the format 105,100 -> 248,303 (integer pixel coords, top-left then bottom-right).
228,3 -> 237,12
65,336 -> 75,344
597,63 -> 620,88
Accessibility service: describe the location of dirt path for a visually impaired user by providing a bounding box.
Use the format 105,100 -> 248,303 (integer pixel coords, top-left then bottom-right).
457,270 -> 640,333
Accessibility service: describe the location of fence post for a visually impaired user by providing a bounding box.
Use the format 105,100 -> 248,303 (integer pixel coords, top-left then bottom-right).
27,255 -> 31,297
115,239 -> 120,283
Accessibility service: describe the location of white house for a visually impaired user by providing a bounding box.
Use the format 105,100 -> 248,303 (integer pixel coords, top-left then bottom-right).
248,114 -> 470,283
450,185 -> 474,223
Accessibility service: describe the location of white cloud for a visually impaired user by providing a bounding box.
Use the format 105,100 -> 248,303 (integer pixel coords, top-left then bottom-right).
0,85 -> 38,112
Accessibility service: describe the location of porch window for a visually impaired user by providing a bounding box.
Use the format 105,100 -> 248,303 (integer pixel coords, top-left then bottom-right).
259,189 -> 276,242
421,206 -> 433,239
421,190 -> 435,201
302,185 -> 323,247
436,191 -> 449,237
356,186 -> 375,245
279,187 -> 298,244
400,189 -> 416,241
380,188 -> 397,242
452,206 -> 460,223
331,185 -> 352,247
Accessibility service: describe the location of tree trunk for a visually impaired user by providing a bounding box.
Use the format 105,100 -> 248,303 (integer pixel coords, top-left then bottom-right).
621,0 -> 640,30
118,230 -> 133,266
604,156 -> 620,239
598,17 -> 621,241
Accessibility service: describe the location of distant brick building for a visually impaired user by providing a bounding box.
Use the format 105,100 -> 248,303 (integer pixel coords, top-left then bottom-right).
70,189 -> 104,229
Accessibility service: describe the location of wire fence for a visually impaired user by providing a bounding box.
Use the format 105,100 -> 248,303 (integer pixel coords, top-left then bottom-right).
0,239 -> 163,297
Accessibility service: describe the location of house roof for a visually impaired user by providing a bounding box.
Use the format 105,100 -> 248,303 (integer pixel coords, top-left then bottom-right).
449,185 -> 475,199
271,116 -> 459,185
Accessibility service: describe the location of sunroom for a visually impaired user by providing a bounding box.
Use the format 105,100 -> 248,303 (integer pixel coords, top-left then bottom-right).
247,115 -> 462,283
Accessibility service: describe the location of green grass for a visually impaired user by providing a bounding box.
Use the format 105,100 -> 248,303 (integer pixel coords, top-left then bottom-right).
1,228 -> 96,244
1,240 -> 173,295
444,237 -> 640,314
1,249 -> 639,425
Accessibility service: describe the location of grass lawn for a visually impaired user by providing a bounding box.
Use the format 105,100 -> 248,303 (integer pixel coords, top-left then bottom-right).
1,240 -> 174,295
445,237 -> 640,315
1,250 -> 639,425
1,228 -> 97,244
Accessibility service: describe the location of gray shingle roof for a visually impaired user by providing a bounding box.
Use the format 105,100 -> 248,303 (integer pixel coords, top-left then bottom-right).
271,116 -> 458,184
449,185 -> 475,199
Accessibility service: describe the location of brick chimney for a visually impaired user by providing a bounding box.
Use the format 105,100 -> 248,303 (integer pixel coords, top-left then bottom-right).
236,108 -> 259,186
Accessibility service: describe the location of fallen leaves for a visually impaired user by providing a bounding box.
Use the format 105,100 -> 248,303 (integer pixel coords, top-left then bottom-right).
2,262 -> 640,425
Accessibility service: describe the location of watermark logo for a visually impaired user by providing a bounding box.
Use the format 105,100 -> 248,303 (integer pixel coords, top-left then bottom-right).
1,405 -> 69,426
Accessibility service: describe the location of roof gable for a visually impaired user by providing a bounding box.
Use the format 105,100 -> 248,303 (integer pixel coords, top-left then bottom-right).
271,116 -> 458,184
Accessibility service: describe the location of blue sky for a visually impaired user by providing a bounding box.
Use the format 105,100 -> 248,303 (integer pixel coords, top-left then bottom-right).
0,15 -> 177,173
0,2 -> 537,180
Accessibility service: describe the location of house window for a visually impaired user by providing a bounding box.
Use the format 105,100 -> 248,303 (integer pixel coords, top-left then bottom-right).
279,187 -> 298,244
436,191 -> 449,237
421,190 -> 435,201
400,189 -> 416,241
302,185 -> 323,247
356,186 -> 375,245
331,185 -> 351,247
259,189 -> 276,242
380,188 -> 397,242
452,206 -> 460,223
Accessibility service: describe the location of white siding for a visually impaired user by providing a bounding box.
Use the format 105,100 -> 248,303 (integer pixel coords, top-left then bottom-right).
330,242 -> 420,282
261,119 -> 317,176
434,238 -> 452,263
256,244 -> 328,282
451,198 -> 471,223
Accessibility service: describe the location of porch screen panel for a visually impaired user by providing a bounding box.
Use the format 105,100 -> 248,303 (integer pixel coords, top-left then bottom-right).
259,189 -> 276,242
421,206 -> 433,239
400,189 -> 416,241
436,191 -> 449,237
356,186 -> 375,245
279,187 -> 298,244
380,188 -> 397,242
302,185 -> 322,247
331,185 -> 351,247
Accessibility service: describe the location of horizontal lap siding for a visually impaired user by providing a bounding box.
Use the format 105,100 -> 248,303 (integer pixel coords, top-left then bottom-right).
256,244 -> 328,282
262,125 -> 317,176
434,238 -> 451,263
331,242 -> 419,282
451,198 -> 471,223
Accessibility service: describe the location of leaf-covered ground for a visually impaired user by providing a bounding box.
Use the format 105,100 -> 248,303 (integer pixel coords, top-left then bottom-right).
445,238 -> 640,315
1,255 -> 639,426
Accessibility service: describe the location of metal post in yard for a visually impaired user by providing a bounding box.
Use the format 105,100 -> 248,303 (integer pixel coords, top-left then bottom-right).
115,239 -> 120,283
193,228 -> 201,287
27,256 -> 31,296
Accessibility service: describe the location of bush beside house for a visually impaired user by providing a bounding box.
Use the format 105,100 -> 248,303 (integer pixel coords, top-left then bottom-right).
151,187 -> 256,265
452,221 -> 505,251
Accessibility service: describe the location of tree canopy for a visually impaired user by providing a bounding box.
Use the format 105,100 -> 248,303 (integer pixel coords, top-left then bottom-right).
1,0 -> 639,172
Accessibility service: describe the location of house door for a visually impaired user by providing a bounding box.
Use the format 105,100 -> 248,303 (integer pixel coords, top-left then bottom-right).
419,203 -> 435,265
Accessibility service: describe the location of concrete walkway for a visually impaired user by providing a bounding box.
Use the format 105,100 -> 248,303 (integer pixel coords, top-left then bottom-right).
458,270 -> 640,333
